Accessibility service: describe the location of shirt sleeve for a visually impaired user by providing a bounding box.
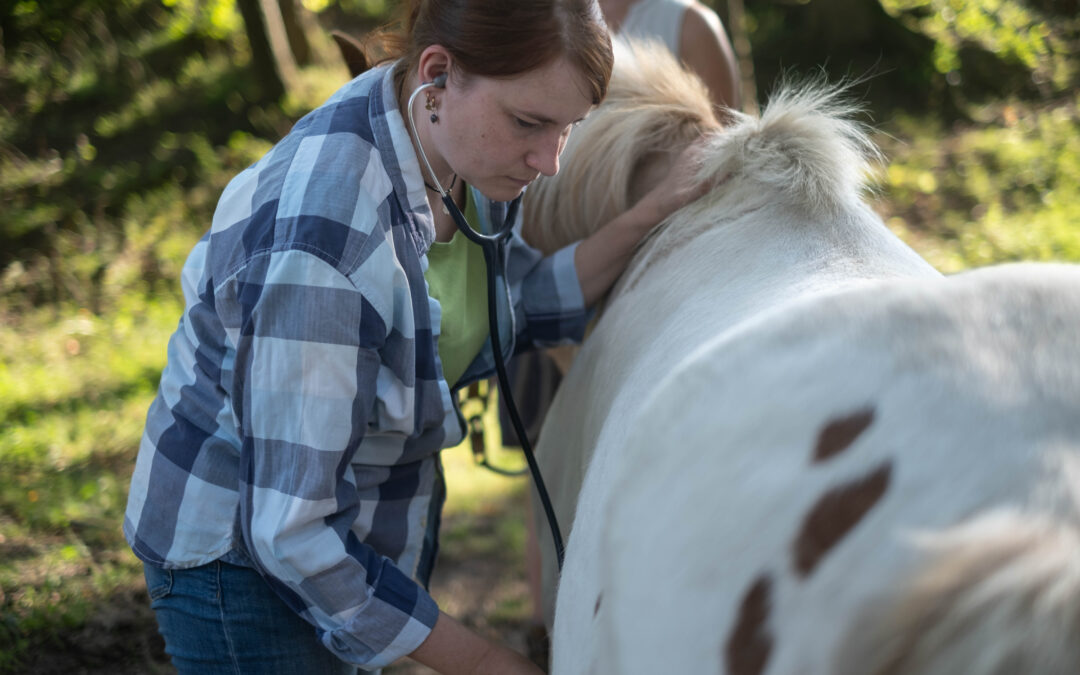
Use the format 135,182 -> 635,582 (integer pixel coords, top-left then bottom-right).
223,248 -> 439,668
505,222 -> 592,352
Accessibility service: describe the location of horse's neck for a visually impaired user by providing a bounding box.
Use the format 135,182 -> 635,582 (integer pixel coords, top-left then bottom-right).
550,200 -> 938,486
606,200 -> 938,358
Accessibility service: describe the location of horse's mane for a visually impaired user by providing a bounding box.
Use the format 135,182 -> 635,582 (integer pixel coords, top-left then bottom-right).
524,40 -> 884,262
690,72 -> 882,221
521,40 -> 720,255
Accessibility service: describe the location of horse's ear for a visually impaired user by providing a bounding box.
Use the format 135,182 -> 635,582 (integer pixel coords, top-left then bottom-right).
331,30 -> 369,79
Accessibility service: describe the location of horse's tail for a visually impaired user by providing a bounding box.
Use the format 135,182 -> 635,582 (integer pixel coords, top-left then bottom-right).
836,456 -> 1080,675
698,75 -> 882,219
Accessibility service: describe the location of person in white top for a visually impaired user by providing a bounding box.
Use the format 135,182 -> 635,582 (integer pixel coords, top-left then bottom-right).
602,0 -> 742,112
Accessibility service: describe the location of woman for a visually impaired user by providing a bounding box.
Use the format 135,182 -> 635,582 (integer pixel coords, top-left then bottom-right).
124,1 -> 707,672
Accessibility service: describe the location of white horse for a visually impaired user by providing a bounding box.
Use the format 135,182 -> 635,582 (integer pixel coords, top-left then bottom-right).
523,42 -> 1080,675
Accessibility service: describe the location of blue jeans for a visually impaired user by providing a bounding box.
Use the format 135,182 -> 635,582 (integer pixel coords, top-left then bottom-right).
144,560 -> 361,675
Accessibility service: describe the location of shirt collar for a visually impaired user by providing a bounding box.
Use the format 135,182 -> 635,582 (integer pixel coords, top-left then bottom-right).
371,62 -> 436,255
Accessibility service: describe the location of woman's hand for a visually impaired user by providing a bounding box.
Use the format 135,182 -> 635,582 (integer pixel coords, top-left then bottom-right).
633,138 -> 712,226
469,642 -> 546,675
409,611 -> 543,675
573,136 -> 713,306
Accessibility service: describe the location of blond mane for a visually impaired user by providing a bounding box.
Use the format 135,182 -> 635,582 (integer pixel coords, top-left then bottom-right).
524,40 -> 884,281
522,40 -> 720,255
689,73 -> 882,221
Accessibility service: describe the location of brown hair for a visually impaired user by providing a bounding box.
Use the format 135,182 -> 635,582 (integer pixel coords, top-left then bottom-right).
354,0 -> 613,105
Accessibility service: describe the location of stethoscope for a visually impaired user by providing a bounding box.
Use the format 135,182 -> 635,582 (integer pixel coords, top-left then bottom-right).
407,75 -> 566,570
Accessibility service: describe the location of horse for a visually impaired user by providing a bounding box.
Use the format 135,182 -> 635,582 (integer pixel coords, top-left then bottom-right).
521,41 -> 1080,674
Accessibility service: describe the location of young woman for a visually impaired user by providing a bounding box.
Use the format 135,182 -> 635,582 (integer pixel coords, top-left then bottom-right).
124,1 -> 707,672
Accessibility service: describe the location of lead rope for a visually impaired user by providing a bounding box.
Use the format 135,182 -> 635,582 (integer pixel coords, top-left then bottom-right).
463,380 -> 527,478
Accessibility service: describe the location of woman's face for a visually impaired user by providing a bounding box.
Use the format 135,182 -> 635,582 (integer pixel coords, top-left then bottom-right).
434,56 -> 595,202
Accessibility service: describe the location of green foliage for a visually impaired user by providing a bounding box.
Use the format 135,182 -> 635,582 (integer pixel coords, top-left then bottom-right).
879,96 -> 1080,272
0,1 -> 329,667
328,0 -> 389,18
161,0 -> 242,40
744,0 -> 1078,119
880,0 -> 1079,95
0,0 -> 283,309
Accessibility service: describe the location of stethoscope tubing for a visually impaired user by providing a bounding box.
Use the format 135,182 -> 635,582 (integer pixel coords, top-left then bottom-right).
407,79 -> 566,570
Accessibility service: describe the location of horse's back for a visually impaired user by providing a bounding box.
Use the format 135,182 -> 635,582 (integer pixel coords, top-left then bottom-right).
589,262 -> 1080,674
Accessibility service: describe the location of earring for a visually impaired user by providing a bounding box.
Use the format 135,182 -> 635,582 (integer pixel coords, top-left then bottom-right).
425,92 -> 439,124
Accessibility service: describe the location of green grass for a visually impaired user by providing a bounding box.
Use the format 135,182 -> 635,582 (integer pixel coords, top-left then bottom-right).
0,290 -> 173,669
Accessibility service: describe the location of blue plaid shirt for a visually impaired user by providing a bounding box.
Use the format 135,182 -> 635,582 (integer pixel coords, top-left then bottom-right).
124,62 -> 587,668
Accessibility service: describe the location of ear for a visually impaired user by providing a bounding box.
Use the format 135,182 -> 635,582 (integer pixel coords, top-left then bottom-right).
330,30 -> 368,79
417,45 -> 453,87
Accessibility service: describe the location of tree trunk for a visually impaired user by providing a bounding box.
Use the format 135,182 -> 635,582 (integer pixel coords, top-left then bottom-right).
725,0 -> 758,115
258,0 -> 299,88
278,0 -> 312,66
235,0 -> 296,101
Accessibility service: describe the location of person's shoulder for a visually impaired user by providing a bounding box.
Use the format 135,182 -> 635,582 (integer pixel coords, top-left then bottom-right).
292,63 -> 394,142
678,1 -> 741,110
205,64 -> 411,290
681,1 -> 724,37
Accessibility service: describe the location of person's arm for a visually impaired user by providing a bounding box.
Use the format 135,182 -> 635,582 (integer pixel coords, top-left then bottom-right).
680,2 -> 742,113
226,248 -> 443,669
573,139 -> 711,306
410,612 -> 543,675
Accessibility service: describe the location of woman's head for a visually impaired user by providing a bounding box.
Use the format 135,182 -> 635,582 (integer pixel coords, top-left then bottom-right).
364,1 -> 613,202
347,1 -> 613,201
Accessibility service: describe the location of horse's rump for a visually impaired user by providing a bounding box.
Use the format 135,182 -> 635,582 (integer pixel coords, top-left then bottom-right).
598,263 -> 1080,674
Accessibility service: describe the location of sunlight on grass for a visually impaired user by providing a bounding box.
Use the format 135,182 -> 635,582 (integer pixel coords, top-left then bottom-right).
0,294 -> 175,665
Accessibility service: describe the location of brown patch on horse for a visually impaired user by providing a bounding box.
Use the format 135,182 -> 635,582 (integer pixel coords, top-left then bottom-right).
725,574 -> 774,675
813,408 -> 875,463
793,462 -> 892,577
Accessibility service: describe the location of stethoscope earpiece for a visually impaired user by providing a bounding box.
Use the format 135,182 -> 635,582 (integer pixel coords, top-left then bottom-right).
432,73 -> 447,88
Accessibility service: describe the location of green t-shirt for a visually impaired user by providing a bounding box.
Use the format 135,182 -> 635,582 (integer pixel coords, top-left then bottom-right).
424,188 -> 489,388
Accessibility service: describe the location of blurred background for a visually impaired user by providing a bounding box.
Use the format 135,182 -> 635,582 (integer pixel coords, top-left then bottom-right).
0,0 -> 1077,672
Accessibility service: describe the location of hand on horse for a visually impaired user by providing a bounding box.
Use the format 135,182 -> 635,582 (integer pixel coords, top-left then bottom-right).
635,136 -> 713,226
409,610 -> 544,675
572,135 -> 715,306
